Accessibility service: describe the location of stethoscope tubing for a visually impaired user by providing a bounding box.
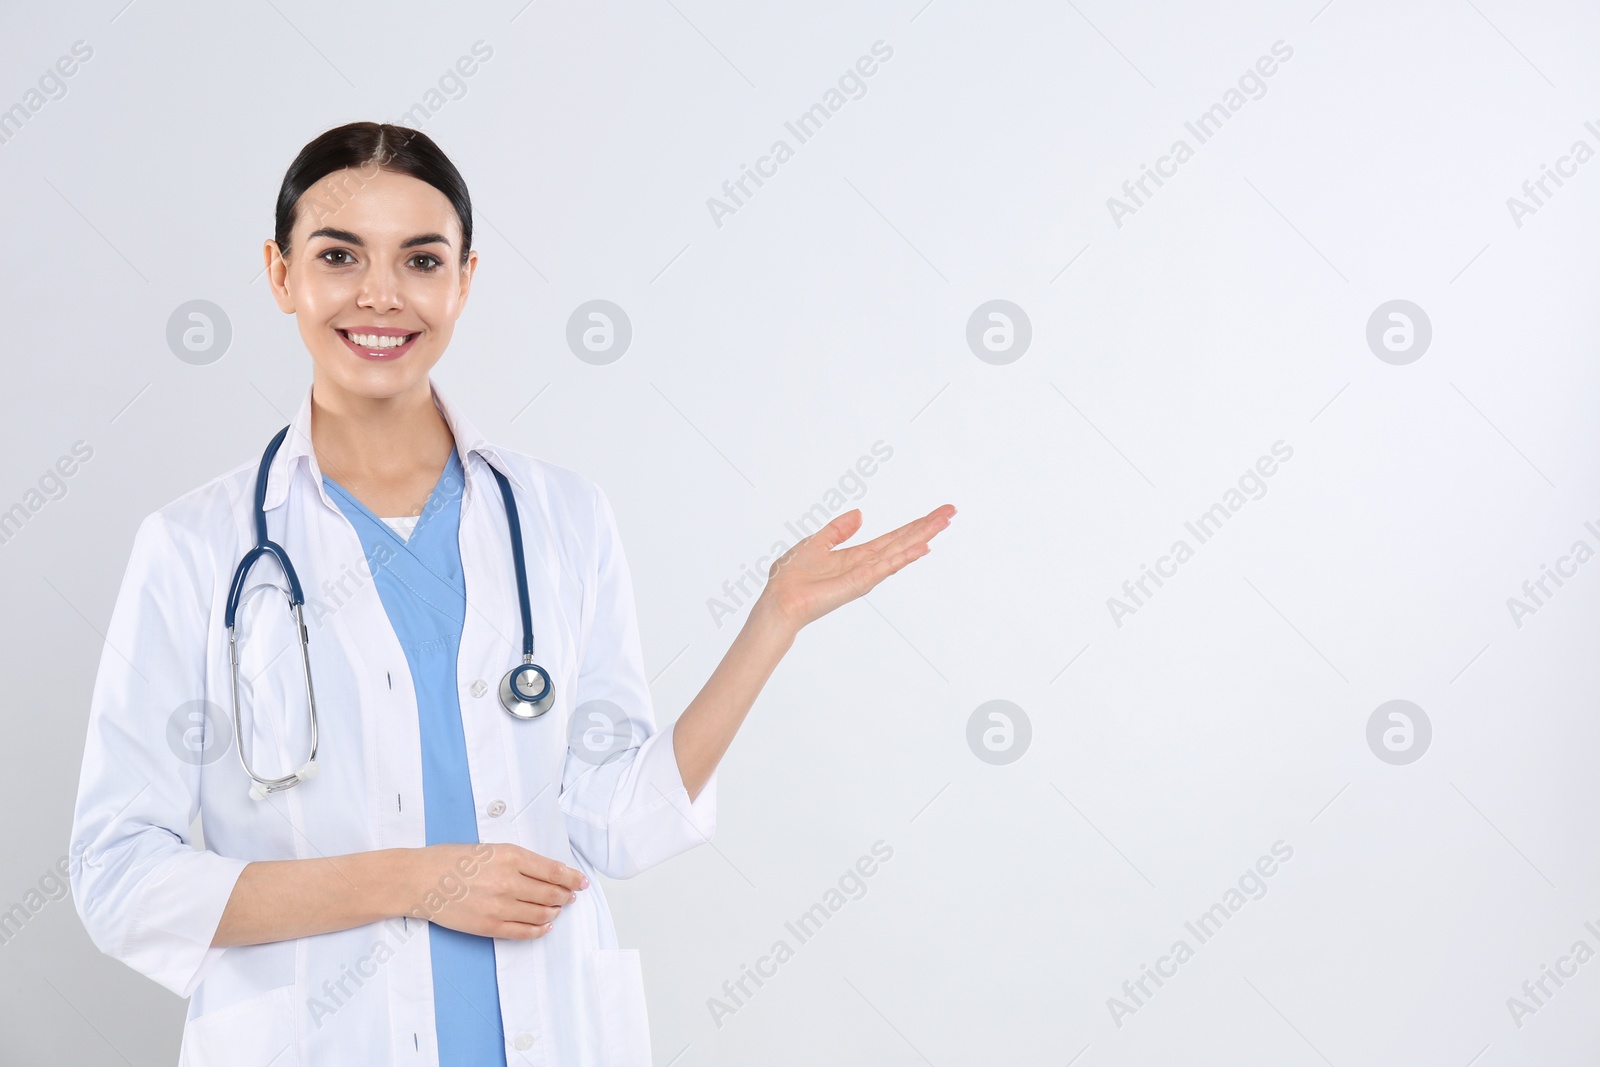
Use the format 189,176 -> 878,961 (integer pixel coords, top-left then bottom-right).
224,425 -> 551,800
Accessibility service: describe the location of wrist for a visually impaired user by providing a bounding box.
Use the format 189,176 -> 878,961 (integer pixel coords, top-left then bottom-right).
381,847 -> 428,920
749,593 -> 801,644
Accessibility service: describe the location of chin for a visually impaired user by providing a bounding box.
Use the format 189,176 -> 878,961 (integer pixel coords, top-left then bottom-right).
317,352 -> 435,401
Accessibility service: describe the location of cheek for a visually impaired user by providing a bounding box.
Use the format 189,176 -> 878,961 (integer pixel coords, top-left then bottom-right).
286,280 -> 355,372
415,274 -> 464,315
410,278 -> 467,333
288,270 -> 355,323
294,305 -> 347,360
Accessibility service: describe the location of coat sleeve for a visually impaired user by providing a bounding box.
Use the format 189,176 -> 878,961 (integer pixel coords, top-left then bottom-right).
68,510 -> 249,997
560,483 -> 717,879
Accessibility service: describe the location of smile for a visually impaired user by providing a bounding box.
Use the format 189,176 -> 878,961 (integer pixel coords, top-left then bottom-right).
337,328 -> 421,360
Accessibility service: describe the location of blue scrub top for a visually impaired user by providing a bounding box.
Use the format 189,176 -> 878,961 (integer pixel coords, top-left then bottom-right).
325,449 -> 509,1066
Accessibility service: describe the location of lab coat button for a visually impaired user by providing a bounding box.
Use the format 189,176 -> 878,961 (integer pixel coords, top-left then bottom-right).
514,1033 -> 534,1050
470,679 -> 489,698
487,800 -> 507,817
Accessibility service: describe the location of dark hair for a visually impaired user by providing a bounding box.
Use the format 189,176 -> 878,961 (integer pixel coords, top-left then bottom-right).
273,122 -> 473,265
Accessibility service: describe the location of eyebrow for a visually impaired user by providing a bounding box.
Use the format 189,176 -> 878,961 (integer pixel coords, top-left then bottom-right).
307,227 -> 453,249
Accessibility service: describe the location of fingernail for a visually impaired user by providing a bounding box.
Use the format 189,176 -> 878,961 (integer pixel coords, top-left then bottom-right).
580,875 -> 590,889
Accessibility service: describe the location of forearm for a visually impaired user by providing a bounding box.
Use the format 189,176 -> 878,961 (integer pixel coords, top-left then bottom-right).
673,594 -> 797,802
211,847 -> 419,948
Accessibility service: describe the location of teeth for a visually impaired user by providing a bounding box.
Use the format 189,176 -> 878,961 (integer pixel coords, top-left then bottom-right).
344,331 -> 413,349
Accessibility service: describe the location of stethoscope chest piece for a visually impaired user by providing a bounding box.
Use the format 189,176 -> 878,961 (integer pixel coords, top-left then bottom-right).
500,659 -> 555,719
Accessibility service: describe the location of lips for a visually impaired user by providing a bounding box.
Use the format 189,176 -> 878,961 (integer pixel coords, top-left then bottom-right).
336,328 -> 421,361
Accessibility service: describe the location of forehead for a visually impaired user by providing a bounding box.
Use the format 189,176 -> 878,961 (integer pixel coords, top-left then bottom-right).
294,167 -> 459,243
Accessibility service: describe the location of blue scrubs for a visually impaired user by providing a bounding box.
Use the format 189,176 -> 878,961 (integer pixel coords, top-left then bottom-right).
325,450 -> 508,1066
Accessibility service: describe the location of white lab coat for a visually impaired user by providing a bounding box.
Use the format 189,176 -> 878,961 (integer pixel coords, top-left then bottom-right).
68,382 -> 717,1066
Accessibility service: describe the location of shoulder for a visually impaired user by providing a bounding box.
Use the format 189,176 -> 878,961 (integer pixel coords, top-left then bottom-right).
485,446 -> 611,527
479,448 -> 633,583
130,457 -> 258,574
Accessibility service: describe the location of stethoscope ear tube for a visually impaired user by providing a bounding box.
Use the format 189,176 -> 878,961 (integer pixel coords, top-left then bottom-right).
225,426 -> 307,626
247,759 -> 320,801
225,543 -> 305,625
229,428 -> 320,801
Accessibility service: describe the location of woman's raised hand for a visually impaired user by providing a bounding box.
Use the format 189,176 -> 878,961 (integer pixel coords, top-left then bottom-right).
759,504 -> 955,632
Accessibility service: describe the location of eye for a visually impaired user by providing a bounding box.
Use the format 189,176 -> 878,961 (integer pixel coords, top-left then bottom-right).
409,253 -> 442,272
318,248 -> 355,266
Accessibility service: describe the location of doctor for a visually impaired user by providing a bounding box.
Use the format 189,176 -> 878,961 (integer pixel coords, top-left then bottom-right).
68,121 -> 954,1066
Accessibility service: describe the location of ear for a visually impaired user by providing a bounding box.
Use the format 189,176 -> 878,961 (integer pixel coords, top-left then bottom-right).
455,248 -> 478,311
264,239 -> 295,313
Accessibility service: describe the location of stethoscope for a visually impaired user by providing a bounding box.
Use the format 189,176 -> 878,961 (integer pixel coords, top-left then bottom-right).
225,426 -> 554,800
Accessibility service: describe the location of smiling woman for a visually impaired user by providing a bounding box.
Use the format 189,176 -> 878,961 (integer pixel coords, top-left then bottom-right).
68,120 -> 953,1067
266,126 -> 474,448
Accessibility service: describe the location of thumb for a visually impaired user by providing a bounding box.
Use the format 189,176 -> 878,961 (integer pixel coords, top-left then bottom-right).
820,509 -> 863,549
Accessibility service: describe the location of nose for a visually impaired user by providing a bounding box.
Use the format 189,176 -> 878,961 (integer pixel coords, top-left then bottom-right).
356,257 -> 404,314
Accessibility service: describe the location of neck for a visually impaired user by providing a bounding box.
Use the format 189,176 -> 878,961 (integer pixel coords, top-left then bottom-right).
308,374 -> 454,489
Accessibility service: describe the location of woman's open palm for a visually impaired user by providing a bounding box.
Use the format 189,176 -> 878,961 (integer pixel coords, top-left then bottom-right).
763,504 -> 956,630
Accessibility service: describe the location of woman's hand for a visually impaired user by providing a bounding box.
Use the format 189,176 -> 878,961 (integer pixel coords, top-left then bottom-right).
759,504 -> 956,632
406,843 -> 589,941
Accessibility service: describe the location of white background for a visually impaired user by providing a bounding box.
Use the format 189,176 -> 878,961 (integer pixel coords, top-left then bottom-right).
1,0 -> 1598,1063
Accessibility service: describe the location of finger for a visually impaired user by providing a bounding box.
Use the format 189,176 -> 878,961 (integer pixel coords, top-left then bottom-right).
545,860 -> 587,892
511,877 -> 577,907
506,900 -> 562,925
862,505 -> 954,553
790,510 -> 944,585
497,920 -> 553,940
845,504 -> 954,560
812,508 -> 863,550
848,541 -> 932,594
514,850 -> 588,892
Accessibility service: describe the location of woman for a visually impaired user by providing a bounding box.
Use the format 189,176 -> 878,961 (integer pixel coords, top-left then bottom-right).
68,121 -> 953,1066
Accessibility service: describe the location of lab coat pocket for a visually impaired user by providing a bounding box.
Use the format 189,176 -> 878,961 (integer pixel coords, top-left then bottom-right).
179,983 -> 297,1066
593,947 -> 653,1067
